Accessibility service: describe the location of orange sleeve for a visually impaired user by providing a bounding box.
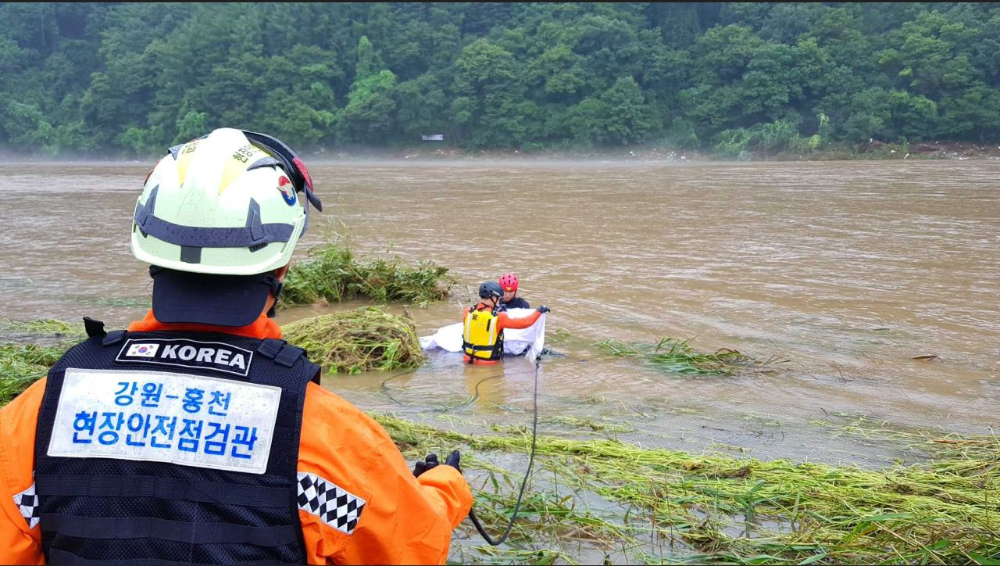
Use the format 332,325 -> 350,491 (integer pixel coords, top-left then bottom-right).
498,309 -> 542,331
0,379 -> 46,565
298,383 -> 472,565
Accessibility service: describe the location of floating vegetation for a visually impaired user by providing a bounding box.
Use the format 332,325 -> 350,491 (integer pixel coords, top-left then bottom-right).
542,415 -> 637,435
595,337 -> 768,376
278,240 -> 454,309
374,413 -> 1000,565
545,328 -> 593,350
281,307 -> 424,374
0,344 -> 64,404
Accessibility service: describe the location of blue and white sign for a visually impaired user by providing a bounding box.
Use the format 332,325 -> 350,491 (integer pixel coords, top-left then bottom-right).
48,368 -> 281,475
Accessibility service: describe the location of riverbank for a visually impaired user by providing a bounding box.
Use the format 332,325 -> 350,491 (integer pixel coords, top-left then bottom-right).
306,139 -> 1000,163
3,140 -> 1000,164
382,414 -> 999,565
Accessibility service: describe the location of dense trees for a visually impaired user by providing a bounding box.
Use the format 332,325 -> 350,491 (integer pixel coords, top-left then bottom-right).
1,2 -> 998,156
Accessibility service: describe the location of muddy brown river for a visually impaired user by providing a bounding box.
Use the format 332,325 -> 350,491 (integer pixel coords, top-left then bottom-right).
1,160 -> 998,470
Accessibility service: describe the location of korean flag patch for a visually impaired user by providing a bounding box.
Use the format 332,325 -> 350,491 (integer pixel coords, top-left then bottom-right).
126,343 -> 160,358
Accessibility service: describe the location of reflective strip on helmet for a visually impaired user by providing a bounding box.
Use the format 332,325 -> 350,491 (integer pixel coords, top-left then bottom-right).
134,189 -> 294,248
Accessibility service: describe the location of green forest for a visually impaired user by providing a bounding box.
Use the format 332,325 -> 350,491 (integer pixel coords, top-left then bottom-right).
1,2 -> 999,157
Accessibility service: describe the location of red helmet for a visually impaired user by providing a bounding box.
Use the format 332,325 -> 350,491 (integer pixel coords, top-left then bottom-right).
499,272 -> 519,293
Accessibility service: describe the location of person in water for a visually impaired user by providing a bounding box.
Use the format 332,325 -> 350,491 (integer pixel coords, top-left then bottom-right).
0,128 -> 471,565
463,281 -> 549,364
498,272 -> 530,310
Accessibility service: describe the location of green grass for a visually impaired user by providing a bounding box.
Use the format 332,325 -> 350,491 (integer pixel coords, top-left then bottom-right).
272,307 -> 425,375
0,319 -> 85,404
376,413 -> 1000,565
278,238 -> 455,309
0,343 -> 65,404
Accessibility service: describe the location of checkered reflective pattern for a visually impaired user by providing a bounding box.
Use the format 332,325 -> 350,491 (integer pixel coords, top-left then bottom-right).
14,482 -> 39,529
297,472 -> 366,535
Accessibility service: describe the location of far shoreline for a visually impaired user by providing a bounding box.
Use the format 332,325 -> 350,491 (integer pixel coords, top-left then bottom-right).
2,140 -> 999,165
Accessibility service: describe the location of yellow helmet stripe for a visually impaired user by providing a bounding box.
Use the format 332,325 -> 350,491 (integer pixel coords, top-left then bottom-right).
175,138 -> 202,185
219,144 -> 270,194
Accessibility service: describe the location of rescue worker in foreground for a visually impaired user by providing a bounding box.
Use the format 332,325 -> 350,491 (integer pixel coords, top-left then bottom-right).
0,128 -> 472,565
462,281 -> 549,365
497,272 -> 530,310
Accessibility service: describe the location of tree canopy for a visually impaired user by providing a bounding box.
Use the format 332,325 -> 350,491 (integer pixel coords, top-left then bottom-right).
1,2 -> 998,156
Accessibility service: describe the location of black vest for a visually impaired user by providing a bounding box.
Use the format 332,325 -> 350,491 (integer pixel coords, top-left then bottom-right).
34,321 -> 318,565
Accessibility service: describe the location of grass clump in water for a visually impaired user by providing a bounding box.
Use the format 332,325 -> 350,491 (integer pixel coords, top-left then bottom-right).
278,239 -> 454,309
596,337 -> 764,376
281,307 -> 424,374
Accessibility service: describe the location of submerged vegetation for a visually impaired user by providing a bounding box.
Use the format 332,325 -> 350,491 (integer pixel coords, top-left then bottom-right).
278,241 -> 453,309
281,308 -> 424,374
596,337 -> 772,376
377,414 -> 1000,565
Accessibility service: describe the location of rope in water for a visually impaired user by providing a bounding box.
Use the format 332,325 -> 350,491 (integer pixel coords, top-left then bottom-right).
466,357 -> 541,546
379,356 -> 544,546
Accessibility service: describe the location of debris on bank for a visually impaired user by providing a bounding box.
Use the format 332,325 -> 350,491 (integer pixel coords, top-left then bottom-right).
376,413 -> 1000,565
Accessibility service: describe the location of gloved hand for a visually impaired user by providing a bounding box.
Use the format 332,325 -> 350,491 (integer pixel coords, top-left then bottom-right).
537,305 -> 551,314
413,450 -> 462,476
445,449 -> 462,473
412,453 -> 439,477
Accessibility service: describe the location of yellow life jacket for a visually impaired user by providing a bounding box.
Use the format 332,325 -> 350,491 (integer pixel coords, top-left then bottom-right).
462,306 -> 504,362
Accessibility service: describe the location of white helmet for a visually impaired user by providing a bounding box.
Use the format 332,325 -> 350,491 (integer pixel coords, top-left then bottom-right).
130,128 -> 322,276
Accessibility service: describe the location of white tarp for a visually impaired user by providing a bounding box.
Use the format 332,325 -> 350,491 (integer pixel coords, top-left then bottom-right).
419,308 -> 547,362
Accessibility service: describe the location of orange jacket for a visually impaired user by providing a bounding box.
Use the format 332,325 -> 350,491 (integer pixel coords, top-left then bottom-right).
461,303 -> 542,365
0,311 -> 472,565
